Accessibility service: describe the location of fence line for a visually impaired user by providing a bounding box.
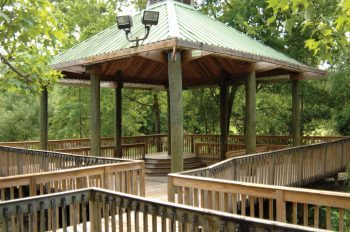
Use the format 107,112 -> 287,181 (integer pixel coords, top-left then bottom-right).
169,138 -> 350,231
0,188 -> 322,232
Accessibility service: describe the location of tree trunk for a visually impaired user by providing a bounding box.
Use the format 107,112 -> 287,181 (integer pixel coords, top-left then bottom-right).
153,93 -> 162,152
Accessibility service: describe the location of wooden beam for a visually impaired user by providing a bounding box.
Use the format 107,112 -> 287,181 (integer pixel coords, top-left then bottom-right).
176,39 -> 327,77
39,87 -> 48,150
291,78 -> 301,146
51,38 -> 177,69
182,50 -> 213,63
168,50 -> 184,172
52,38 -> 326,80
56,65 -> 86,74
290,71 -> 327,81
90,74 -> 101,156
252,62 -> 281,73
115,74 -> 123,158
245,71 -> 256,154
136,51 -> 167,63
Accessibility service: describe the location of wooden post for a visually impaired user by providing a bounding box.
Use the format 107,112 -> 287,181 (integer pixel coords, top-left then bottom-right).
115,78 -> 123,158
292,79 -> 301,146
167,90 -> 172,156
40,87 -> 48,150
245,71 -> 256,154
90,74 -> 101,157
168,51 -> 184,172
220,78 -> 229,160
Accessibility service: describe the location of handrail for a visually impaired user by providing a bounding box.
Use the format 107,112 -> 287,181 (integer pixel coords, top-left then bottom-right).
0,187 -> 322,231
0,134 -> 345,154
180,138 -> 350,186
168,173 -> 349,230
169,138 -> 350,231
0,145 -> 131,176
55,143 -> 146,159
0,161 -> 145,202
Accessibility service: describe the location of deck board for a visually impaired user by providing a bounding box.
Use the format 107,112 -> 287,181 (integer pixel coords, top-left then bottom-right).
145,176 -> 168,201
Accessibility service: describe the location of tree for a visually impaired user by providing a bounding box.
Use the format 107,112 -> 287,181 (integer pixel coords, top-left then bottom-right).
0,0 -> 64,92
266,0 -> 350,62
328,48 -> 350,135
53,0 -> 124,48
0,91 -> 39,141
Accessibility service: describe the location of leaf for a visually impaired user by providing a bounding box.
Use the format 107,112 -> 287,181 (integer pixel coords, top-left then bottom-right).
305,38 -> 319,50
285,18 -> 295,33
267,16 -> 276,25
0,12 -> 10,23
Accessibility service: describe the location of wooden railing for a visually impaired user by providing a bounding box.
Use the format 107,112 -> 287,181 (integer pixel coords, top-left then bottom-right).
181,138 -> 350,186
169,138 -> 350,231
0,161 -> 145,201
0,145 -> 130,177
0,188 -> 321,232
168,174 -> 349,231
55,143 -> 146,160
0,134 -> 344,156
0,145 -> 145,200
195,143 -> 288,164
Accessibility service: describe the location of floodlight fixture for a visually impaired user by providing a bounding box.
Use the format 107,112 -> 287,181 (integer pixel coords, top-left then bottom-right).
116,15 -> 133,31
116,10 -> 159,47
142,11 -> 159,26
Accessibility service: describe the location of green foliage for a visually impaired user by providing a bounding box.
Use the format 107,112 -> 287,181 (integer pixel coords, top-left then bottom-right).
266,0 -> 350,62
0,0 -> 348,143
53,0 -> 123,48
0,91 -> 39,141
0,0 -> 64,92
199,0 -> 320,66
184,89 -> 220,134
328,48 -> 350,135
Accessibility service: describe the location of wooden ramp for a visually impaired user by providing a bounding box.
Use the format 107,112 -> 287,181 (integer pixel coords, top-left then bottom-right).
145,152 -> 205,176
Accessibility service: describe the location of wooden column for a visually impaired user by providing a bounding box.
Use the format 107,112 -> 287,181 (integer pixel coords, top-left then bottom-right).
167,90 -> 171,156
115,79 -> 123,158
168,51 -> 184,172
219,78 -> 229,160
40,87 -> 48,150
245,71 -> 256,154
292,79 -> 301,146
90,74 -> 101,157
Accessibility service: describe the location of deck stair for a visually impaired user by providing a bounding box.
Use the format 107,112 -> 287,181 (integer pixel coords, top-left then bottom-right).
145,152 -> 205,175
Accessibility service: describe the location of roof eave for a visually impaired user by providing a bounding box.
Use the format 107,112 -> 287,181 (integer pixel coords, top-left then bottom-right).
51,37 -> 327,80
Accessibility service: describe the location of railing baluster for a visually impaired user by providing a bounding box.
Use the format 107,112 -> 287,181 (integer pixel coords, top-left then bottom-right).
51,199 -> 57,232
61,198 -> 67,232
152,206 -> 157,232
40,202 -> 45,232
142,204 -> 148,232
110,197 -> 116,232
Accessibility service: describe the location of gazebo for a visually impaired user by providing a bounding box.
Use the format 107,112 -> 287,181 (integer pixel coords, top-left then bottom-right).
48,0 -> 326,172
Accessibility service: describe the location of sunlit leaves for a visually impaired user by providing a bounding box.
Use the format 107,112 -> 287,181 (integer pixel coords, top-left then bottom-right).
0,0 -> 66,92
266,0 -> 350,62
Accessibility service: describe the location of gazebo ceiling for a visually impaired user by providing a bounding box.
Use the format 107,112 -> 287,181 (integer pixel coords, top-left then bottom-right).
52,0 -> 327,89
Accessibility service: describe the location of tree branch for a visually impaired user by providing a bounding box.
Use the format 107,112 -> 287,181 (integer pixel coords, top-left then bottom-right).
124,95 -> 152,107
0,0 -> 8,11
0,52 -> 29,80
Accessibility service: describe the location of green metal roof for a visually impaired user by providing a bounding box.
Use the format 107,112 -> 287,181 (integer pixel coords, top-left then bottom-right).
51,0 -> 304,67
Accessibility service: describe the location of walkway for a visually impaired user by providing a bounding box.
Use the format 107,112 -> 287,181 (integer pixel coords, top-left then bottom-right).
145,176 -> 168,201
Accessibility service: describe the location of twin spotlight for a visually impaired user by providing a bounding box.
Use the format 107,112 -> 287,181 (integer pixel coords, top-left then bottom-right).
116,11 -> 159,47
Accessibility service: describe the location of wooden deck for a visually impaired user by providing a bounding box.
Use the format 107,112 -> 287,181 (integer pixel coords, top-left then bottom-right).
145,152 -> 197,160
145,152 -> 205,176
145,176 -> 168,201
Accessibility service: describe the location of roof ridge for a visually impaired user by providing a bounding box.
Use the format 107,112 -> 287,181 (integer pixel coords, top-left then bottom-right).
166,1 -> 181,38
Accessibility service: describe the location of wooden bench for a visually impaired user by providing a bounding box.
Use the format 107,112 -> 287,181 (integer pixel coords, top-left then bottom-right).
226,146 -> 268,159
